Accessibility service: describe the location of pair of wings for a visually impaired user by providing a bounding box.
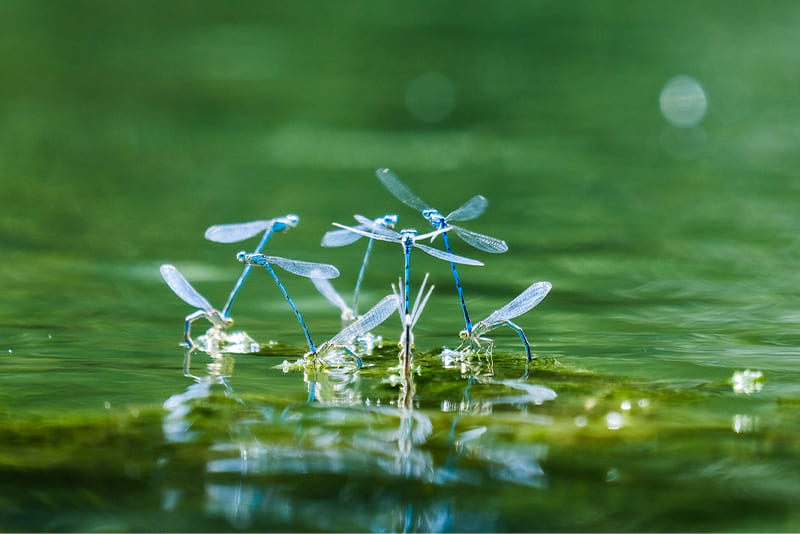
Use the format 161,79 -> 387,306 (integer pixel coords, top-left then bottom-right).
161,256 -> 339,312
203,214 -> 299,244
376,168 -> 508,253
327,220 -> 484,267
480,281 -> 552,329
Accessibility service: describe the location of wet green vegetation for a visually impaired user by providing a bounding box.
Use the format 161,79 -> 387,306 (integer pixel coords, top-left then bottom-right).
3,0 -> 800,531
1,349 -> 798,531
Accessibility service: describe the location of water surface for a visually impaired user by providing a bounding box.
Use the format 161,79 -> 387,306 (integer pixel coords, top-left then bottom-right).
1,1 -> 800,531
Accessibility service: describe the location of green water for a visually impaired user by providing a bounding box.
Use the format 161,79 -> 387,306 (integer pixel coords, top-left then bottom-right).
2,1 -> 800,531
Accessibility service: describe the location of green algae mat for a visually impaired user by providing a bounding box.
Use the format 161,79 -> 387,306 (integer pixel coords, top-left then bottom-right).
2,1 -> 800,531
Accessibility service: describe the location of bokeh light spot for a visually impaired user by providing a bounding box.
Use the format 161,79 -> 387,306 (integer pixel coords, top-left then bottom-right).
659,75 -> 708,127
606,411 -> 623,430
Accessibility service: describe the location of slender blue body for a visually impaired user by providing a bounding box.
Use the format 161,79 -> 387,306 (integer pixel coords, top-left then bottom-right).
375,169 -> 506,336
401,233 -> 414,316
439,227 -> 473,333
505,320 -> 532,361
327,219 -> 483,326
264,264 -> 317,354
222,225 -> 276,317
219,216 -> 298,318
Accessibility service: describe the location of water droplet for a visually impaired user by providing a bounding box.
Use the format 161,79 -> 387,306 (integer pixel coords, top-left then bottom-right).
104,401 -> 111,409
638,398 -> 649,408
574,415 -> 588,428
7,349 -> 11,354
620,400 -> 632,411
659,75 -> 708,127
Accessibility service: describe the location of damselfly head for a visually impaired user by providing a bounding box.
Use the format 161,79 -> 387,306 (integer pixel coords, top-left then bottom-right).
458,329 -> 470,340
399,228 -> 418,239
422,208 -> 444,224
236,251 -> 248,262
272,214 -> 300,232
381,214 -> 399,228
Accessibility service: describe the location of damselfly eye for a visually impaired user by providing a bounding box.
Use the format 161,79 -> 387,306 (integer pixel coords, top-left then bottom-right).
458,329 -> 469,340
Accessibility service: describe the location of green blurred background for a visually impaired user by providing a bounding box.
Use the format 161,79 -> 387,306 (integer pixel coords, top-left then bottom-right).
1,1 -> 800,531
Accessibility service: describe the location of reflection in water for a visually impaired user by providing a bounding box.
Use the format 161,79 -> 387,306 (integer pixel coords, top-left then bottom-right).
160,345 -> 557,531
162,349 -> 242,443
304,367 -> 362,405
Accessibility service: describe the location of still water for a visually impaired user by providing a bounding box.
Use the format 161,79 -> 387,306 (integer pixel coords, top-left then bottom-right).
2,1 -> 800,531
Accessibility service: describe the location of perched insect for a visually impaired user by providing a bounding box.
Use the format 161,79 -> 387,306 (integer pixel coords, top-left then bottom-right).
458,281 -> 552,361
204,214 -> 299,317
159,264 -> 234,349
312,293 -> 400,367
328,222 -> 482,318
237,252 -> 339,355
376,168 -> 507,333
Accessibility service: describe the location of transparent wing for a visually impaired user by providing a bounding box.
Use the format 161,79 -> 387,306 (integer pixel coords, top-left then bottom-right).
482,281 -> 552,328
353,214 -> 375,226
328,294 -> 399,345
409,272 -> 429,323
451,225 -> 509,253
410,273 -> 435,328
204,220 -> 274,243
321,214 -> 375,247
321,227 -> 364,247
159,264 -> 214,312
413,242 -> 484,266
259,256 -> 340,279
330,222 -> 401,244
311,277 -> 351,314
391,278 -> 406,324
446,195 -> 488,222
375,168 -> 431,212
